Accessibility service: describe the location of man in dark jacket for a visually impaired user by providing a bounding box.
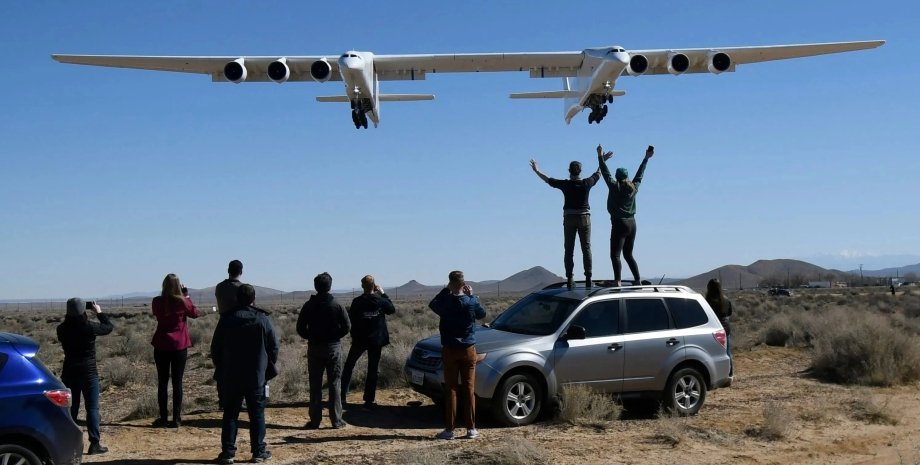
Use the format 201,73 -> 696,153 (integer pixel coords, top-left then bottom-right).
429,270 -> 487,440
340,275 -> 396,409
214,259 -> 244,410
56,298 -> 113,455
530,155 -> 602,288
211,284 -> 279,464
296,272 -> 350,429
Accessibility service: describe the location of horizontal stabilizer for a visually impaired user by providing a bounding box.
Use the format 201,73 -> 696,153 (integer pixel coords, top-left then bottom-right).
379,94 -> 434,101
316,94 -> 435,103
509,90 -> 580,99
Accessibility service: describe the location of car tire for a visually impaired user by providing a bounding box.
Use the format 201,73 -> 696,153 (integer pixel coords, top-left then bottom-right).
0,444 -> 43,465
492,373 -> 543,426
663,367 -> 707,416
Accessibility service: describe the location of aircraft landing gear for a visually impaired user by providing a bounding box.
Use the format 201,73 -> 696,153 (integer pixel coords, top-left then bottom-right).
587,104 -> 609,124
351,110 -> 369,129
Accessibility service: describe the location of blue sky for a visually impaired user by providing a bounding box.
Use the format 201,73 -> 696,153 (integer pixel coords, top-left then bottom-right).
1,1 -> 917,299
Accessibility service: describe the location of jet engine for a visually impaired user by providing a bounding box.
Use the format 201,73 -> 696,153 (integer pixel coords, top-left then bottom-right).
223,58 -> 247,83
267,58 -> 290,83
310,58 -> 332,83
707,51 -> 731,74
668,53 -> 690,75
626,54 -> 649,76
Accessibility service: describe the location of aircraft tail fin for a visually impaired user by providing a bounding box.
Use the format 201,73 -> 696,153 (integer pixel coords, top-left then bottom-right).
510,90 -> 580,99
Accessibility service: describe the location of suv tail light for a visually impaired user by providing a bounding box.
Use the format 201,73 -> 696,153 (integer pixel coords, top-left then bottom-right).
712,329 -> 727,348
44,389 -> 72,408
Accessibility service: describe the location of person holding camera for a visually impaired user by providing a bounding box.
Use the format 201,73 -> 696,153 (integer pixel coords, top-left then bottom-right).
340,275 -> 396,410
56,298 -> 114,454
429,270 -> 487,440
598,144 -> 654,286
530,155 -> 601,289
150,273 -> 200,428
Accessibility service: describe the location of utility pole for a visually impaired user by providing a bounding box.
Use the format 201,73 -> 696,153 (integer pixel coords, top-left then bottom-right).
859,264 -> 864,284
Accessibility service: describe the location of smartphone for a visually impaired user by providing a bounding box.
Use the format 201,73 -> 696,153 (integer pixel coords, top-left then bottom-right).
85,301 -> 96,310
181,286 -> 189,296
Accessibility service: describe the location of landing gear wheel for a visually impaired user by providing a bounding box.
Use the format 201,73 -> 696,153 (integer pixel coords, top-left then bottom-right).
602,105 -> 609,117
360,113 -> 368,129
607,95 -> 613,104
492,373 -> 543,426
588,112 -> 596,124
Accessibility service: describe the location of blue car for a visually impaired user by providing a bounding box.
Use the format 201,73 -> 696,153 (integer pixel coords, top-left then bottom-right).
0,332 -> 83,465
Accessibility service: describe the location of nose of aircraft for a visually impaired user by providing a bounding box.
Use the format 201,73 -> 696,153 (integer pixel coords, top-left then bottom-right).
614,51 -> 629,64
339,54 -> 364,71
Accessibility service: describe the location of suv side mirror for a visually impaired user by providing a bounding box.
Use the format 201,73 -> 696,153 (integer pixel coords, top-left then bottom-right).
562,325 -> 586,341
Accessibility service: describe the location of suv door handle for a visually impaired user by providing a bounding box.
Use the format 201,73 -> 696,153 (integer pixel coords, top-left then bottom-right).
607,343 -> 623,352
665,338 -> 680,347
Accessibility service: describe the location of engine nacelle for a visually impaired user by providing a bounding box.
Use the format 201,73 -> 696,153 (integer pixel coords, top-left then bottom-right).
267,58 -> 290,83
668,53 -> 690,75
223,58 -> 247,83
310,58 -> 332,83
707,51 -> 731,74
626,54 -> 649,76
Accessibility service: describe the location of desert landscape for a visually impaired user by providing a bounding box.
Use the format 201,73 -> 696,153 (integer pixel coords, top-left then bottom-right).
3,283 -> 919,465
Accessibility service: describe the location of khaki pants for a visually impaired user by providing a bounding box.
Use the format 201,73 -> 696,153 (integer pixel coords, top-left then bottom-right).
441,345 -> 477,430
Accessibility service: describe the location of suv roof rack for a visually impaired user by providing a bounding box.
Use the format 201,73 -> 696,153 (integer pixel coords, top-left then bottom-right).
542,281 -> 695,295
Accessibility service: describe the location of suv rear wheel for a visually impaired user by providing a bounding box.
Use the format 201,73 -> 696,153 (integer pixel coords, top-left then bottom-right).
0,444 -> 43,465
663,367 -> 706,416
492,373 -> 543,426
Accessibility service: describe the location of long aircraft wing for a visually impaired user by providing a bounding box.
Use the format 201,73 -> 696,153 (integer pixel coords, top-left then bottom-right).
51,40 -> 883,82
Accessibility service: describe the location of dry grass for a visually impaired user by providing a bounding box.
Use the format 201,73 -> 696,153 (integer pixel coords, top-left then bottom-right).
848,395 -> 899,425
557,383 -> 622,427
652,407 -> 687,446
745,401 -> 793,441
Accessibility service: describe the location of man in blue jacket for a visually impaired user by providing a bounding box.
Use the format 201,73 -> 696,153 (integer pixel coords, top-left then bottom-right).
211,284 -> 279,464
429,270 -> 487,440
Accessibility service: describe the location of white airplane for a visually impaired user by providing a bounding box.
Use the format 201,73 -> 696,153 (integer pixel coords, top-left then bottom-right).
53,40 -> 883,129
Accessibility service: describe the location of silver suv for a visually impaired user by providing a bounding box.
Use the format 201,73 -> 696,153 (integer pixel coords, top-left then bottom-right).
404,283 -> 732,426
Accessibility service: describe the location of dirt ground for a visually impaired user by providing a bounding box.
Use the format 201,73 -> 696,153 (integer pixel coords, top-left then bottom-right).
79,346 -> 920,465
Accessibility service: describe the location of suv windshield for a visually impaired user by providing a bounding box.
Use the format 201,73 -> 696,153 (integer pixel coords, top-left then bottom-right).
491,293 -> 579,335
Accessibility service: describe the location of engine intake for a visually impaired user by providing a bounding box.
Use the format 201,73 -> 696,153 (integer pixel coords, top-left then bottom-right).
627,54 -> 649,76
268,58 -> 290,83
310,59 -> 332,83
223,58 -> 247,83
708,52 -> 731,74
668,53 -> 689,75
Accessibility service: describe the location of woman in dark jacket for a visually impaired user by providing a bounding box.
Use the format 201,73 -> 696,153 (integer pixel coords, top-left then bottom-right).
705,278 -> 734,376
57,298 -> 113,454
151,273 -> 199,428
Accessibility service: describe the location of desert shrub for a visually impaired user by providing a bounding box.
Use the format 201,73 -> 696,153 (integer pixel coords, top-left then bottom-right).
272,346 -> 307,402
652,407 -> 686,446
810,309 -> 920,386
557,383 -> 622,426
378,341 -> 412,389
451,440 -> 547,465
101,357 -> 133,388
745,401 -> 792,441
848,395 -> 899,425
761,313 -> 814,347
122,387 -> 158,421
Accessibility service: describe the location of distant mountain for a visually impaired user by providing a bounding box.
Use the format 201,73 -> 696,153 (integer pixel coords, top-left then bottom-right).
854,263 -> 920,278
677,259 -> 854,290
389,266 -> 564,299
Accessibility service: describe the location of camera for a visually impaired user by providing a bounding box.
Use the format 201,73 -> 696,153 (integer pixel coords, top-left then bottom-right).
85,301 -> 96,310
181,286 -> 189,296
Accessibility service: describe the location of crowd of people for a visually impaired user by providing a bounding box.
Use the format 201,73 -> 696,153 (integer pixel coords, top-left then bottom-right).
57,260 -> 486,463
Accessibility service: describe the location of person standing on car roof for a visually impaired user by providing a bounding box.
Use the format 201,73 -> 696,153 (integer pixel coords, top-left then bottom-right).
706,278 -> 734,376
56,297 -> 113,455
429,270 -> 487,440
530,154 -> 601,289
598,144 -> 654,286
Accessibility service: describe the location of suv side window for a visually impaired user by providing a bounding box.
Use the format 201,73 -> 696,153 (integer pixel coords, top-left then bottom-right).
569,300 -> 619,337
624,298 -> 670,333
668,298 -> 709,329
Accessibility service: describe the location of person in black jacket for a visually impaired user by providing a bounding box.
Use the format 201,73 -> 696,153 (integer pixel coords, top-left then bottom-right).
340,275 -> 396,409
56,298 -> 113,455
296,272 -> 351,429
705,278 -> 734,376
211,284 -> 279,465
530,155 -> 602,288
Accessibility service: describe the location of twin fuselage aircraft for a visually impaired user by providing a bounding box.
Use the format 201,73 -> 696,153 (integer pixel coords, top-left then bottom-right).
53,40 -> 884,129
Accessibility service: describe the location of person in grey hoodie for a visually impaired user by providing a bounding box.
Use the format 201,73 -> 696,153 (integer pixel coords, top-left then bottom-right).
296,272 -> 351,429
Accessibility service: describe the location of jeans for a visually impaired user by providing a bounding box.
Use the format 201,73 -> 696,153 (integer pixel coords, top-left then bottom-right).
563,214 -> 592,278
154,348 -> 188,422
62,372 -> 101,444
221,385 -> 267,457
611,217 -> 640,283
340,342 -> 383,404
308,342 -> 344,426
441,345 -> 477,430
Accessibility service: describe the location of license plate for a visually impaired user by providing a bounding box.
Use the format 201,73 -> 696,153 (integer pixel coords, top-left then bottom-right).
410,369 -> 424,386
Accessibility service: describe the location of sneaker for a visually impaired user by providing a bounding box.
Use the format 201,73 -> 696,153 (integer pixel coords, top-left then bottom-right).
167,419 -> 181,429
435,429 -> 454,440
87,443 -> 108,455
304,421 -> 320,430
362,401 -> 377,411
216,453 -> 234,465
465,428 -> 480,439
151,418 -> 168,428
332,421 -> 348,429
252,450 -> 272,463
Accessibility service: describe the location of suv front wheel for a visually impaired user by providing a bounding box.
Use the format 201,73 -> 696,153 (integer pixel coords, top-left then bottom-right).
663,367 -> 707,416
492,373 -> 543,426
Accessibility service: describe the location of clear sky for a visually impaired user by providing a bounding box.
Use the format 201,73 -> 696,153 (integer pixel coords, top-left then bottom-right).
1,1 -> 917,299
